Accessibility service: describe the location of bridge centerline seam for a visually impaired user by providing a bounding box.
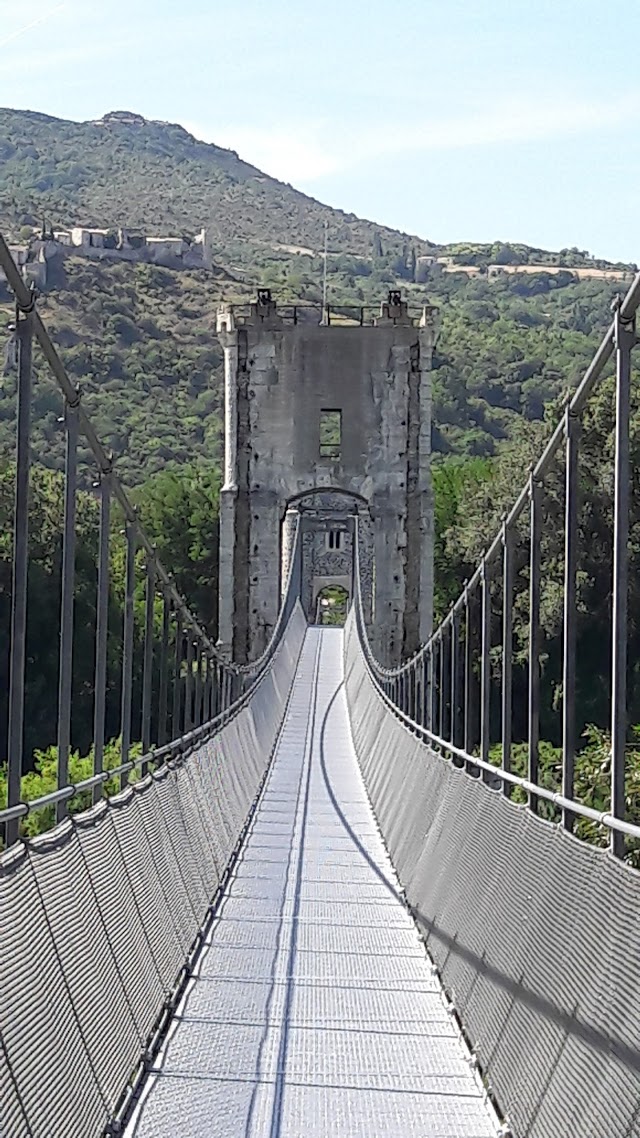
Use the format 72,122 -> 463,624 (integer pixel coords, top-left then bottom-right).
242,632 -> 323,1137
268,631 -> 324,1138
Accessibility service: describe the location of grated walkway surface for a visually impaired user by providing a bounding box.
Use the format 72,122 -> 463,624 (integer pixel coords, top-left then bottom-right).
126,628 -> 499,1138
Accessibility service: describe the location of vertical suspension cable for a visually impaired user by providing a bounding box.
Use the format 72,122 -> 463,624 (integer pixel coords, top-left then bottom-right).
463,585 -> 473,771
501,519 -> 514,797
184,634 -> 194,733
93,468 -> 111,804
427,644 -> 434,733
158,592 -> 170,748
120,522 -> 136,786
56,397 -> 79,822
172,612 -> 183,739
562,407 -> 579,829
6,306 -> 33,847
611,300 -> 634,858
194,643 -> 203,728
141,559 -> 155,772
451,606 -> 459,754
528,472 -> 542,813
480,558 -> 491,782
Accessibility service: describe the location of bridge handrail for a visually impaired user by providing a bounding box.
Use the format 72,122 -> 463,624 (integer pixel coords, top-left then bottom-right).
351,526 -> 640,845
352,600 -> 640,843
0,593 -> 307,828
0,234 -> 226,667
1,233 -> 249,845
0,600 -> 308,1138
0,227 -> 306,841
352,264 -> 640,858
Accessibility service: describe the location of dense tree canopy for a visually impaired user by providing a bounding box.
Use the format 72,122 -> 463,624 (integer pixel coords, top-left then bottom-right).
0,460 -> 220,773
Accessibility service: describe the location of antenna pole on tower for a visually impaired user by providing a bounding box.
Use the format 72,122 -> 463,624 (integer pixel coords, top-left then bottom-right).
322,220 -> 328,323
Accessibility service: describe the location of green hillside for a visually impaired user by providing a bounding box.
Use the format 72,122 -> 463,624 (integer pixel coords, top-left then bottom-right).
0,107 -> 429,263
0,257 -> 230,483
0,247 -> 625,480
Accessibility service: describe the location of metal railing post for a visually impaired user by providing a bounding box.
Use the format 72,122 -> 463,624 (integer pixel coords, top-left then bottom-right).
204,654 -> 212,723
158,593 -> 170,747
501,520 -> 513,796
141,559 -> 155,770
480,558 -> 491,780
92,469 -> 111,804
172,612 -> 183,738
194,643 -> 203,728
562,407 -> 579,828
528,472 -> 542,813
464,585 -> 473,767
438,631 -> 445,740
212,661 -> 220,719
56,397 -> 79,822
184,634 -> 194,733
218,662 -> 225,717
611,300 -> 634,858
426,647 -> 434,732
418,653 -> 426,727
451,607 -> 460,757
120,522 -> 136,786
411,668 -> 417,721
6,306 -> 33,846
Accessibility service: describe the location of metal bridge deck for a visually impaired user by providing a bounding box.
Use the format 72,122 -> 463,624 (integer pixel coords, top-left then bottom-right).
126,628 -> 499,1138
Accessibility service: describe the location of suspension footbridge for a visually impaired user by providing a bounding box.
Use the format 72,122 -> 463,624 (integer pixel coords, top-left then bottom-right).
1,233 -> 640,1138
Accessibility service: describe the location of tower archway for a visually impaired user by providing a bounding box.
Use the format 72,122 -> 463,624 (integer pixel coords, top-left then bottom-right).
315,583 -> 350,625
280,488 -> 373,627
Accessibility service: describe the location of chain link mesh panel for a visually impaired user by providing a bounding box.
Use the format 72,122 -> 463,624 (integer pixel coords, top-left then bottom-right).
0,604 -> 306,1138
344,610 -> 640,1138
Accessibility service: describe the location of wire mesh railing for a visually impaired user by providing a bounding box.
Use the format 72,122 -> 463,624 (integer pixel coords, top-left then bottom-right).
353,268 -> 640,861
0,233 -> 301,849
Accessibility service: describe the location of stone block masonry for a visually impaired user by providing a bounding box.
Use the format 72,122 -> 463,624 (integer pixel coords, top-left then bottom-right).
217,294 -> 440,666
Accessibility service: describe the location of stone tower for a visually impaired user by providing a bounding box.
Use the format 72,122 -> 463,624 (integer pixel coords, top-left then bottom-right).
216,292 -> 439,665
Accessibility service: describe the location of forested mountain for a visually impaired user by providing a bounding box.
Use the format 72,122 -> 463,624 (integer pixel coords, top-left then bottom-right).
0,107 -> 428,262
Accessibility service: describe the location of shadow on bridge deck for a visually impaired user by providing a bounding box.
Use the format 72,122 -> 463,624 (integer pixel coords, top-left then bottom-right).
125,628 -> 500,1138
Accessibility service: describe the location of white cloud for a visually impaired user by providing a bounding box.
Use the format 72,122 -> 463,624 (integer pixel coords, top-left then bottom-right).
182,92 -> 640,187
181,120 -> 341,183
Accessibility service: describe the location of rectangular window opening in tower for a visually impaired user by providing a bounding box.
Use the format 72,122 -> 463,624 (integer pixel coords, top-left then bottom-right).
327,530 -> 343,551
319,409 -> 341,459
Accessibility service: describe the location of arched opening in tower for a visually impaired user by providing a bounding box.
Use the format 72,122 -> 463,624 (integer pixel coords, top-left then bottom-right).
315,584 -> 350,626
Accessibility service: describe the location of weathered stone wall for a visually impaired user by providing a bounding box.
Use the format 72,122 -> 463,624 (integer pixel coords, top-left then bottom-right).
217,299 -> 438,665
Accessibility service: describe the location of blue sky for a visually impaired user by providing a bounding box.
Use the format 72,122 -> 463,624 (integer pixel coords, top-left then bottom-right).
1,0 -> 639,262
